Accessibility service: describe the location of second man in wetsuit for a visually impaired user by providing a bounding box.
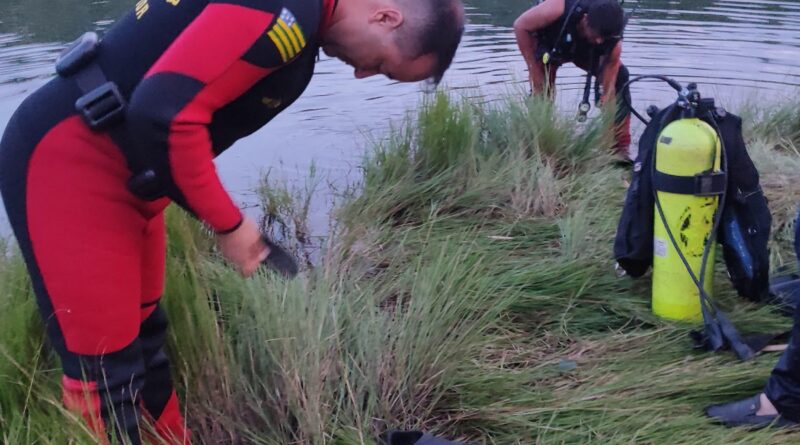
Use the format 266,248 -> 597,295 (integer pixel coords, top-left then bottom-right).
514,0 -> 632,159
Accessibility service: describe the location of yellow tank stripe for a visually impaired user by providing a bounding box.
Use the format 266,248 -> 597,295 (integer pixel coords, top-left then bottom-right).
290,23 -> 306,48
277,20 -> 301,54
267,30 -> 289,62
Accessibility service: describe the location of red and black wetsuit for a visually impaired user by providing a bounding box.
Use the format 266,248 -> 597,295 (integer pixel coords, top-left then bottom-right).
0,0 -> 334,443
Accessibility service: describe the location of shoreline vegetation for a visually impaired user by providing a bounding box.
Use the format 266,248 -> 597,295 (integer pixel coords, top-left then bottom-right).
1,93 -> 799,444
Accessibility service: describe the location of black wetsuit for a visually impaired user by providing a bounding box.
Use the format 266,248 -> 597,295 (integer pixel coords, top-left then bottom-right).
765,209 -> 800,420
535,0 -> 631,148
0,0 -> 335,443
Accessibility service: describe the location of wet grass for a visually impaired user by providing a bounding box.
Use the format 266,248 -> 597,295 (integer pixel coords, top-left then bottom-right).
1,94 -> 799,444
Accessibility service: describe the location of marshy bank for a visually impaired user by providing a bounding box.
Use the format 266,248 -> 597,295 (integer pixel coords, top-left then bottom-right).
1,93 -> 799,444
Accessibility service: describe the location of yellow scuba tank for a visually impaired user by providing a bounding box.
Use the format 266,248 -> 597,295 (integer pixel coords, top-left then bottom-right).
652,118 -> 721,321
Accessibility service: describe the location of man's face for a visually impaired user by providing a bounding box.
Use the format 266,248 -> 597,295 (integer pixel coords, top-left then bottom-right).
321,8 -> 439,82
578,16 -> 606,45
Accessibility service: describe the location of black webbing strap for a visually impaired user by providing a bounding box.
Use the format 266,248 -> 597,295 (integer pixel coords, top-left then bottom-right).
653,170 -> 726,196
73,63 -> 165,200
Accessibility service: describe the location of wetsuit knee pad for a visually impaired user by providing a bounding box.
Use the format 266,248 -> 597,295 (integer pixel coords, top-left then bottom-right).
139,305 -> 175,419
140,305 -> 169,377
141,303 -> 168,348
137,305 -> 190,444
62,340 -> 147,445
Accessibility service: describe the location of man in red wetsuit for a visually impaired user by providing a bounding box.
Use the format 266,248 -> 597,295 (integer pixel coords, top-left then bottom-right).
0,0 -> 465,443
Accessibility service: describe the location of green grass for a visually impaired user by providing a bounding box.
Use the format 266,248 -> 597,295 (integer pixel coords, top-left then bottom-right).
1,93 -> 800,444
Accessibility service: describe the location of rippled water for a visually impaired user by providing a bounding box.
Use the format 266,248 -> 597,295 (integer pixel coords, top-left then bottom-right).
1,0 -> 799,236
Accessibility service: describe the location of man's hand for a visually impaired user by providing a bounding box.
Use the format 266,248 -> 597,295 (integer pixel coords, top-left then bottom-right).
217,217 -> 269,278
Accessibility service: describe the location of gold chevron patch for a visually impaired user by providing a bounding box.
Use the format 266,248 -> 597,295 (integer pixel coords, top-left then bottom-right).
135,0 -> 149,20
267,8 -> 306,63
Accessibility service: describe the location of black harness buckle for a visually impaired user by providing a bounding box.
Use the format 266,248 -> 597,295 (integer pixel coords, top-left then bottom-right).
57,32 -> 165,201
127,169 -> 165,201
56,32 -> 100,77
695,171 -> 727,197
75,81 -> 127,130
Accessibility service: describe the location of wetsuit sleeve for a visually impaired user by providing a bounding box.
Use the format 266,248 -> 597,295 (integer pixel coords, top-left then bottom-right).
126,1 -> 302,233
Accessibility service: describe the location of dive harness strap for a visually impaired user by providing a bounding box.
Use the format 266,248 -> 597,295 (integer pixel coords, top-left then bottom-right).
59,32 -> 302,280
653,170 -> 727,197
57,32 -> 166,201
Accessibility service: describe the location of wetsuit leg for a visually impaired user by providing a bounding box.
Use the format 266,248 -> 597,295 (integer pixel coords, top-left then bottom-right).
0,111 -> 168,444
593,63 -> 632,156
613,64 -> 632,154
138,214 -> 191,444
764,207 -> 800,421
139,305 -> 191,444
765,304 -> 800,422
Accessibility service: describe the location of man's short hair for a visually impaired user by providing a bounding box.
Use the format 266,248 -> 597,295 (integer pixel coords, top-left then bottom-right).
394,0 -> 466,84
586,0 -> 625,39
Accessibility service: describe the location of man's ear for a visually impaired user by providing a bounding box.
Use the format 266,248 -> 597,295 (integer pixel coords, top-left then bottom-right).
370,8 -> 404,29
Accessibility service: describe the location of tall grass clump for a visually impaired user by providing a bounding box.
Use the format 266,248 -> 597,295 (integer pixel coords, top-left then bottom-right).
1,92 -> 799,444
745,99 -> 800,151
347,93 -> 615,234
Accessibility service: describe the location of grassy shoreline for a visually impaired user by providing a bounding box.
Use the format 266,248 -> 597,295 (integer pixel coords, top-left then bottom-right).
1,93 -> 799,444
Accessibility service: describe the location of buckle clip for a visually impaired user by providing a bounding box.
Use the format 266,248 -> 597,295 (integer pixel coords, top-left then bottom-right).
75,81 -> 126,130
56,32 -> 100,77
127,169 -> 166,201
